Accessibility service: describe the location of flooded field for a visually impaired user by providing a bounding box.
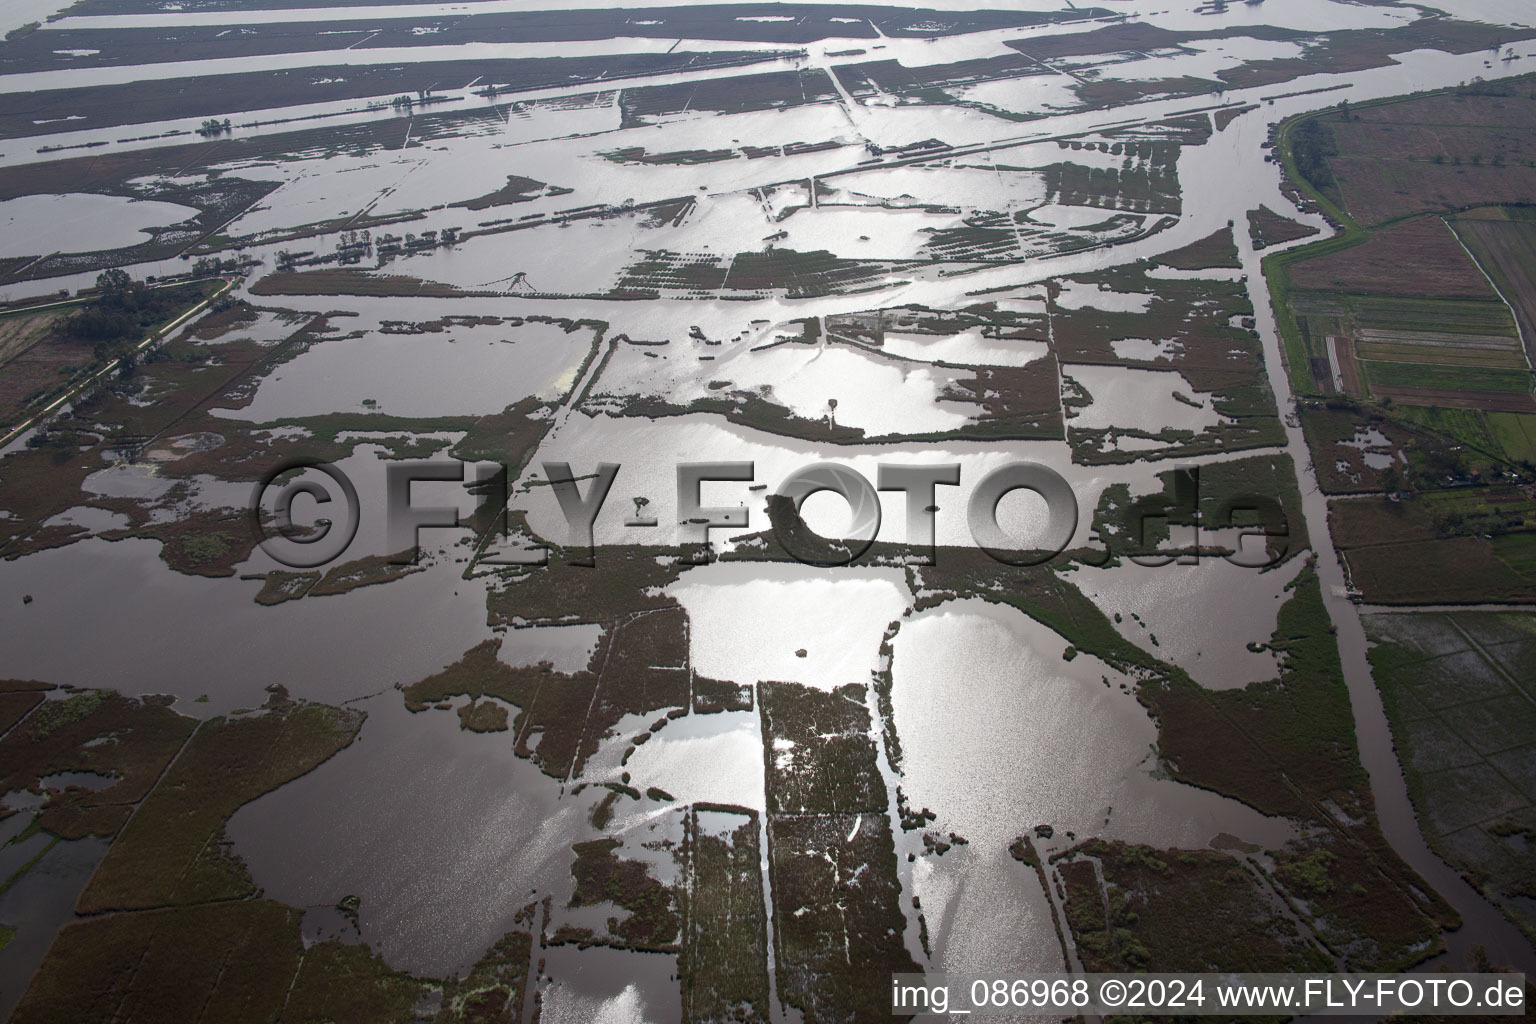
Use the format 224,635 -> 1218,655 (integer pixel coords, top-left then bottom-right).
0,193 -> 197,258
2,0 -> 1535,1018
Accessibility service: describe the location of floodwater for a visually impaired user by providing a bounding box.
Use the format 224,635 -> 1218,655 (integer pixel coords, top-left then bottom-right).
2,0 -> 1535,1010
1076,555 -> 1304,690
231,691 -> 695,1017
538,944 -> 680,1024
224,319 -> 589,420
510,408 -> 1271,552
891,598 -> 1293,981
668,562 -> 912,692
0,538 -> 494,715
890,599 -> 1293,850
0,194 -> 196,259
498,622 -> 604,675
0,0 -> 76,40
36,770 -> 116,791
228,694 -> 581,977
1065,363 -> 1226,435
878,327 -> 1049,367
616,710 -> 764,812
0,837 -> 110,1022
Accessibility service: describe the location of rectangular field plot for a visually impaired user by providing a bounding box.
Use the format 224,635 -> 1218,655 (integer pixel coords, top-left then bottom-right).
1354,342 -> 1526,368
1365,611 -> 1536,942
1289,286 -> 1532,407
1453,212 -> 1536,356
1488,412 -> 1536,463
1360,360 -> 1533,394
1331,487 -> 1536,604
1351,295 -> 1517,336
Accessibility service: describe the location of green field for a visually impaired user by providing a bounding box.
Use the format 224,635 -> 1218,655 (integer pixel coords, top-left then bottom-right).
1352,295 -> 1517,337
1355,341 -> 1525,368
1265,85 -> 1534,400
1489,411 -> 1536,464
1492,532 -> 1536,577
1362,360 -> 1533,393
1389,404 -> 1503,455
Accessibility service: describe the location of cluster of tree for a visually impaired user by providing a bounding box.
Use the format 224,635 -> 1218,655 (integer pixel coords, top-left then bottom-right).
190,255 -> 240,276
390,89 -> 435,110
26,424 -> 89,454
1432,504 -> 1521,539
1291,118 -> 1338,194
1458,77 -> 1520,98
63,269 -> 194,367
197,118 -> 233,137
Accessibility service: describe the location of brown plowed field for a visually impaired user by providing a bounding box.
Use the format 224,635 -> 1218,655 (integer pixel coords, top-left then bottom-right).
1331,158 -> 1536,228
1289,216 -> 1492,298
1369,384 -> 1536,412
1334,335 -> 1362,397
1455,216 -> 1536,362
1354,341 -> 1525,367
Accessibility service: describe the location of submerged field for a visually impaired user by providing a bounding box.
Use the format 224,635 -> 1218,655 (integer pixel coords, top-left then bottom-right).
1366,611 -> 1536,943
2,0 -> 1536,1019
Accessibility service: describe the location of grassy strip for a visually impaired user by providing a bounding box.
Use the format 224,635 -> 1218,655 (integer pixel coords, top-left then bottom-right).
1261,112 -> 1366,395
0,836 -> 58,898
680,807 -> 770,1023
